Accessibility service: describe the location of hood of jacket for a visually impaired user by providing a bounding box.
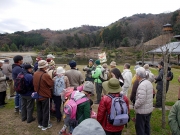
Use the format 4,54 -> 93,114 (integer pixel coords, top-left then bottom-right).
74,91 -> 86,101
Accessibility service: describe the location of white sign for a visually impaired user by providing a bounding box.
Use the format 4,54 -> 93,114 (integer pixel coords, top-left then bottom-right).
98,52 -> 107,63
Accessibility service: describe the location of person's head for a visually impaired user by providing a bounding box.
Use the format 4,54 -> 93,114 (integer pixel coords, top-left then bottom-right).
47,54 -> 55,60
83,81 -> 94,96
168,66 -> 171,71
0,60 -> 4,67
143,64 -> 149,70
136,67 -> 147,81
89,59 -> 94,66
111,68 -> 124,81
69,60 -> 76,69
158,61 -> 164,69
13,55 -> 23,65
56,66 -> 65,75
72,118 -> 106,135
4,59 -> 9,64
36,57 -> 42,62
102,78 -> 121,94
134,65 -> 141,71
124,63 -> 130,69
95,59 -> 100,66
110,61 -> 116,68
38,60 -> 49,70
102,63 -> 108,69
24,64 -> 33,73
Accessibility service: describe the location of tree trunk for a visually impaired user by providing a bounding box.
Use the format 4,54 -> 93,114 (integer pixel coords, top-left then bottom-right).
162,54 -> 168,128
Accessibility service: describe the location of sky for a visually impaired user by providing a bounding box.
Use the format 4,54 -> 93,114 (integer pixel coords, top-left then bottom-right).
0,0 -> 179,33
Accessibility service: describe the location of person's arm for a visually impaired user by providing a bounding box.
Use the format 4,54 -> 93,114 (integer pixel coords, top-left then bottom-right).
79,72 -> 84,85
65,76 -> 70,88
8,64 -> 12,73
134,84 -> 146,109
155,70 -> 163,81
168,101 -> 180,134
97,96 -> 106,124
0,75 -> 6,82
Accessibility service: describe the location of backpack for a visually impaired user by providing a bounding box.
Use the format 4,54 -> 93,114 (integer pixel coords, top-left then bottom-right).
64,91 -> 89,133
54,76 -> 65,96
14,72 -> 27,94
107,94 -> 129,126
99,67 -> 108,82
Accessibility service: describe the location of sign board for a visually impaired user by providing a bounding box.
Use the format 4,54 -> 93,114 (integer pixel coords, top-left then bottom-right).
98,52 -> 107,63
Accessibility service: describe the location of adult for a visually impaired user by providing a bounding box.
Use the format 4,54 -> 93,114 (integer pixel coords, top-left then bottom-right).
134,67 -> 153,135
2,59 -> 14,97
121,63 -> 132,96
92,59 -> 103,104
46,58 -> 56,79
97,78 -> 129,135
166,67 -> 173,93
0,60 -> 9,108
21,64 -> 35,123
65,60 -> 84,87
110,61 -> 116,69
168,85 -> 180,135
47,54 -> 55,65
154,61 -> 164,108
72,118 -> 106,135
12,55 -> 23,113
111,68 -> 124,87
83,59 -> 95,83
53,66 -> 70,122
33,60 -> 54,131
33,57 -> 42,72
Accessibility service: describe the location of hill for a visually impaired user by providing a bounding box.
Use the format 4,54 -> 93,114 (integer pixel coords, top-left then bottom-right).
0,9 -> 180,53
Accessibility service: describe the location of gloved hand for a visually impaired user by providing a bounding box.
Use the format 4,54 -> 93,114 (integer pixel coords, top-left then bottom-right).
6,77 -> 9,80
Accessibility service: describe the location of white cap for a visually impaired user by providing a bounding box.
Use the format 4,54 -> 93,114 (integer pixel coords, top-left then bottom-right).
0,60 -> 4,63
56,66 -> 65,74
47,54 -> 55,58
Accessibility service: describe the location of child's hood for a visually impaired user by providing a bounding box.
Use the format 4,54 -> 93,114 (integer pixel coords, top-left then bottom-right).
74,91 -> 86,101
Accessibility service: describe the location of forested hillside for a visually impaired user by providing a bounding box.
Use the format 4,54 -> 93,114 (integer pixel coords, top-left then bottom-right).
0,9 -> 180,52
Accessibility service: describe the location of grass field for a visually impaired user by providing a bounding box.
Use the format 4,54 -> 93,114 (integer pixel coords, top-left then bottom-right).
0,65 -> 179,135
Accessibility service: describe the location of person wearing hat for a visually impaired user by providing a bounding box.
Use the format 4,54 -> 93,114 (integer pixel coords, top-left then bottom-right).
121,63 -> 132,96
59,81 -> 94,134
12,55 -> 23,113
46,58 -> 56,79
65,60 -> 84,87
20,64 -> 35,123
97,78 -> 129,135
33,57 -> 42,72
1,59 -> 14,97
52,66 -> 70,122
33,60 -> 54,131
134,67 -> 153,135
92,59 -> 103,104
154,61 -> 164,108
83,59 -> 96,83
47,54 -> 56,66
72,118 -> 106,135
0,60 -> 9,108
110,61 -> 116,69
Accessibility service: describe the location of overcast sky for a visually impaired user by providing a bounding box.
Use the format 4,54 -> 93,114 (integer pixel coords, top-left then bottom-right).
0,0 -> 179,33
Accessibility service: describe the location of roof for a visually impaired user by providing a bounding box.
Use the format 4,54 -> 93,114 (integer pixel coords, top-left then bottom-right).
148,42 -> 180,54
163,23 -> 172,27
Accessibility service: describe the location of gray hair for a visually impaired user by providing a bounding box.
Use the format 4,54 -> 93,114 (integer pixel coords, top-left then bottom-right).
136,67 -> 147,78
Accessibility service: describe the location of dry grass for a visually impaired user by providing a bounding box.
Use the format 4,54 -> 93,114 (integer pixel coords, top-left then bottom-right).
0,65 -> 179,135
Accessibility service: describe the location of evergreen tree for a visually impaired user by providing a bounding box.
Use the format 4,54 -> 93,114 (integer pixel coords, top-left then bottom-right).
10,43 -> 18,52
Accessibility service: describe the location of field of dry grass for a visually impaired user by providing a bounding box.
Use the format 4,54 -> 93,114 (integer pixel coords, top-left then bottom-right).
0,65 -> 179,135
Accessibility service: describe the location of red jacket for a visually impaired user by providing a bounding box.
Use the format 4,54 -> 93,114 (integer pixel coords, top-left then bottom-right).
97,93 -> 130,132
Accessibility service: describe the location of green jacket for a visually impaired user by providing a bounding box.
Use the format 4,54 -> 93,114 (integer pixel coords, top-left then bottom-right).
76,100 -> 90,124
168,101 -> 180,135
92,65 -> 102,83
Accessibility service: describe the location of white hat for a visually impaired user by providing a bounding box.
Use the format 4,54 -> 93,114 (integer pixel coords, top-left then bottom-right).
47,54 -> 55,59
0,60 -> 4,63
56,66 -> 65,74
38,60 -> 48,69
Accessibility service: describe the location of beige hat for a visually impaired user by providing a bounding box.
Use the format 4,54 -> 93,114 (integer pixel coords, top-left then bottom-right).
38,60 -> 48,69
143,64 -> 149,70
83,81 -> 94,94
102,78 -> 121,93
56,66 -> 65,74
48,60 -> 55,66
102,63 -> 108,68
110,61 -> 116,67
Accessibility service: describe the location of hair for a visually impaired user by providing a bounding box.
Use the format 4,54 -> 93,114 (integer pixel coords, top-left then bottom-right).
136,67 -> 147,78
111,68 -> 124,82
124,63 -> 130,69
13,55 -> 23,63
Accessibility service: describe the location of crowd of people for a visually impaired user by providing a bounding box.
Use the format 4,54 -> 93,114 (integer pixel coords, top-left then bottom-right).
0,54 -> 178,135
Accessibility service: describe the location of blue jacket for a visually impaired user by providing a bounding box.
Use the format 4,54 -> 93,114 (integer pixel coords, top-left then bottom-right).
21,70 -> 34,96
12,64 -> 23,80
33,62 -> 38,72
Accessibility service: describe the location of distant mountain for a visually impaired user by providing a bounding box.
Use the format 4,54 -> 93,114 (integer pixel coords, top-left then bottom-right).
0,9 -> 180,52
